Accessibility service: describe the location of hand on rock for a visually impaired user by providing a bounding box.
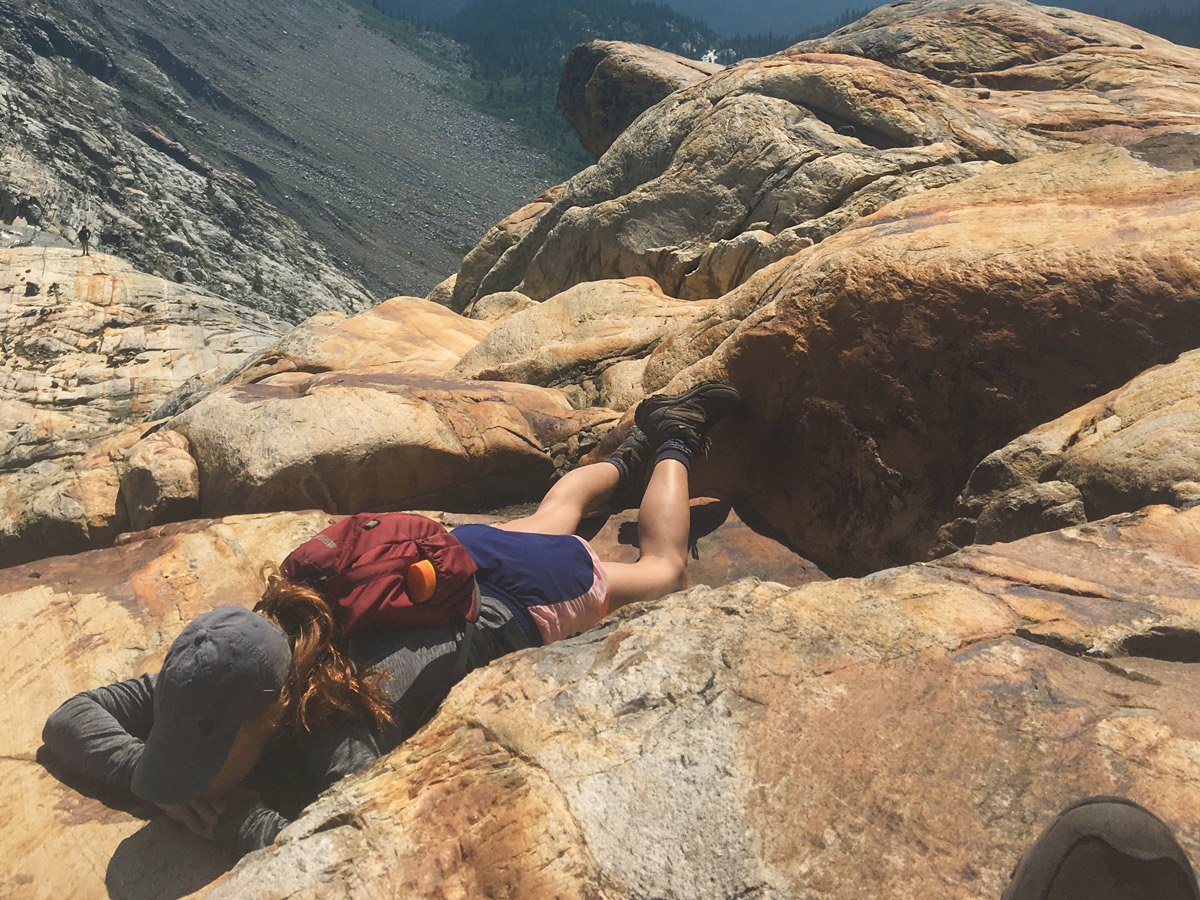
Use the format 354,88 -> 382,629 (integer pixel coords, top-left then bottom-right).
157,794 -> 227,841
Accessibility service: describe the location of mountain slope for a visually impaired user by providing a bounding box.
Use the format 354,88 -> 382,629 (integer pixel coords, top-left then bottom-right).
1,0 -> 563,302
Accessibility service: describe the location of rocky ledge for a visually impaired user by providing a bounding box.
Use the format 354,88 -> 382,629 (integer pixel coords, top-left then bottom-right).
6,500 -> 1197,898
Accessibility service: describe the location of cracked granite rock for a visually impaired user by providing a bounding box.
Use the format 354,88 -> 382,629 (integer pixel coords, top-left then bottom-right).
107,503 -> 1200,900
0,246 -> 282,565
933,347 -> 1200,553
1,290 -> 621,565
557,40 -> 722,161
451,0 -> 1200,312
453,277 -> 713,409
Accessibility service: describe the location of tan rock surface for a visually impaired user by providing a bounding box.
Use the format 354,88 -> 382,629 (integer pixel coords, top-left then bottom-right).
424,273 -> 457,308
170,373 -> 617,519
450,193 -> 560,313
1,510 -> 338,900
935,348 -> 1200,551
462,289 -> 536,323
2,291 -> 506,566
205,503 -> 1200,899
795,0 -> 1184,82
219,295 -> 492,387
0,246 -> 283,567
656,144 -> 1200,575
452,277 -> 711,409
450,0 -> 1200,311
558,40 -> 722,160
2,328 -> 615,568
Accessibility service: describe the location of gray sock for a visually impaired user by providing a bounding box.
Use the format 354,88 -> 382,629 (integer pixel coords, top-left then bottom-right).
654,438 -> 693,470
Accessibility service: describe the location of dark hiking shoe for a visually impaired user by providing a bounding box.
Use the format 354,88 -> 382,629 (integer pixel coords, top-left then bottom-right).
605,425 -> 653,508
634,382 -> 742,455
1002,796 -> 1200,900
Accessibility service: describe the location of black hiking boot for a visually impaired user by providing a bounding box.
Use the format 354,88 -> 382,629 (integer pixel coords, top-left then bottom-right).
607,425 -> 651,479
634,382 -> 742,456
1002,796 -> 1200,900
603,425 -> 652,510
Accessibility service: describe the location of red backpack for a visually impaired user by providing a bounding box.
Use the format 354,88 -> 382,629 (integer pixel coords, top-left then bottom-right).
280,513 -> 479,635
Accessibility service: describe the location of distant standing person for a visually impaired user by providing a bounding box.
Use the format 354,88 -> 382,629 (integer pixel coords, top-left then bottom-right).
78,224 -> 91,256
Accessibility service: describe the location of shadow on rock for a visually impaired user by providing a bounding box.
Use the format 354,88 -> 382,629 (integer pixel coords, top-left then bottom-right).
36,745 -> 232,899
106,819 -> 231,900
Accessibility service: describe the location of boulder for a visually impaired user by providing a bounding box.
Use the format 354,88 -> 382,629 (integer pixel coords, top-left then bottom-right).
0,246 -> 281,566
0,246 -> 282,472
220,295 -> 492,385
449,0 -> 1200,311
462,289 -> 536,323
169,373 -> 617,519
118,428 -> 200,533
558,40 -> 722,160
452,277 -> 711,409
661,144 -> 1200,575
934,347 -> 1200,552
206,502 -> 1200,899
424,273 -> 456,308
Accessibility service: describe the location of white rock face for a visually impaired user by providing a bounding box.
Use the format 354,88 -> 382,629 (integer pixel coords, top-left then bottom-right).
0,247 -> 281,467
0,246 -> 283,565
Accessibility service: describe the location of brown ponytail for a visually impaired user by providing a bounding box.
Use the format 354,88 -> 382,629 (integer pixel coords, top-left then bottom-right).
254,569 -> 394,735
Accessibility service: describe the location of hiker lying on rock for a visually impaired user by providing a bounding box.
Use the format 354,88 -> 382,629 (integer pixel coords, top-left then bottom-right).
42,383 -> 742,858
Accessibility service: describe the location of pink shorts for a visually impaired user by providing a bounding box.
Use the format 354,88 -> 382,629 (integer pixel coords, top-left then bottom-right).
450,525 -> 611,646
528,537 -> 611,644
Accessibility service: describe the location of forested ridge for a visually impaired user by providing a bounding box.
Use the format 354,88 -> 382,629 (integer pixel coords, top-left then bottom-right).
359,0 -> 862,169
354,0 -> 1200,171
1126,4 -> 1200,47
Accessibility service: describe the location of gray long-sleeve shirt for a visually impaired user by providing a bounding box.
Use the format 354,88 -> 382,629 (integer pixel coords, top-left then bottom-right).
42,597 -> 530,858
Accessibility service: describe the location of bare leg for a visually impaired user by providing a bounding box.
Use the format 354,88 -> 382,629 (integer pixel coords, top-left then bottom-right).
604,459 -> 690,610
498,462 -> 620,536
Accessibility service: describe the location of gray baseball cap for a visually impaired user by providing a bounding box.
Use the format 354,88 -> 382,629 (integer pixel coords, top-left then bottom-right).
131,607 -> 292,805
